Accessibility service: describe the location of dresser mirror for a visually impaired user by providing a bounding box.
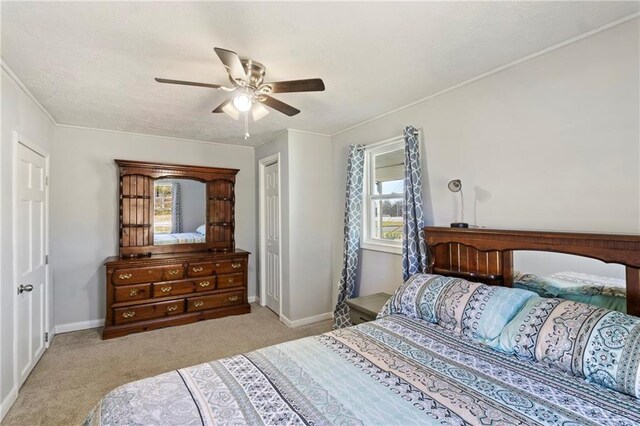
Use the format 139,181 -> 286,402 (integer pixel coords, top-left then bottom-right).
116,159 -> 238,257
153,178 -> 206,246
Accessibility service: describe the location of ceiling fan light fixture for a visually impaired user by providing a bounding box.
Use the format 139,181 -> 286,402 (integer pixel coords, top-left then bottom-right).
221,102 -> 240,120
233,91 -> 253,112
251,103 -> 269,121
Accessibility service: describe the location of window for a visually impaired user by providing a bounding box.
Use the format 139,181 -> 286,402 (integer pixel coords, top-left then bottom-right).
154,182 -> 173,234
361,138 -> 404,254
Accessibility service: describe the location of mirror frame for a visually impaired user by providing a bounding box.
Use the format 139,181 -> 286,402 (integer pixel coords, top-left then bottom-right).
115,159 -> 239,257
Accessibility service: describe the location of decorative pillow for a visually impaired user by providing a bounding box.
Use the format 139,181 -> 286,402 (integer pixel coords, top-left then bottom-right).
513,272 -> 555,298
496,297 -> 640,398
514,271 -> 626,298
196,224 -> 206,235
378,273 -> 536,343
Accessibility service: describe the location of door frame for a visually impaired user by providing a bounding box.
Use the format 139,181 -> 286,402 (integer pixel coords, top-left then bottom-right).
12,131 -> 51,390
258,153 -> 283,320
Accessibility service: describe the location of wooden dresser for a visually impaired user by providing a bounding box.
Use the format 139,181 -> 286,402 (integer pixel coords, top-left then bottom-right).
103,160 -> 250,339
103,251 -> 249,339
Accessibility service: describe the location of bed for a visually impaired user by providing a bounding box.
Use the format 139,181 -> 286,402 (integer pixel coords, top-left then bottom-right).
153,232 -> 205,245
86,228 -> 640,425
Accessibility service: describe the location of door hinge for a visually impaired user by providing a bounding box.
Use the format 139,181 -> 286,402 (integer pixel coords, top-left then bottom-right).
45,255 -> 49,265
45,176 -> 49,186
45,332 -> 49,343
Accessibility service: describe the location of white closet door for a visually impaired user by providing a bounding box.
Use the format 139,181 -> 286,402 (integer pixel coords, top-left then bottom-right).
264,162 -> 280,314
16,142 -> 48,386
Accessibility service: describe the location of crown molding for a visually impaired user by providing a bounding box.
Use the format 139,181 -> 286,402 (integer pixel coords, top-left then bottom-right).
1,60 -> 58,126
55,124 -> 255,150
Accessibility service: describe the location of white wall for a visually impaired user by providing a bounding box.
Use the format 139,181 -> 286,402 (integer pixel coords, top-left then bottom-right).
0,66 -> 55,418
255,130 -> 333,323
50,126 -> 256,330
288,131 -> 333,320
331,19 -> 640,300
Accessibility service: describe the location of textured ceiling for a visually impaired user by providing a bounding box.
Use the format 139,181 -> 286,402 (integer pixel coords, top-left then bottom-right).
2,2 -> 638,147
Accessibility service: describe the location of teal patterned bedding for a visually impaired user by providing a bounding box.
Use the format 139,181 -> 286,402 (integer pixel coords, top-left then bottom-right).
85,313 -> 640,425
153,232 -> 205,245
514,271 -> 626,312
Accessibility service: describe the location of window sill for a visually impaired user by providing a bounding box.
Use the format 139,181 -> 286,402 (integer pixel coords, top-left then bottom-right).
360,241 -> 402,255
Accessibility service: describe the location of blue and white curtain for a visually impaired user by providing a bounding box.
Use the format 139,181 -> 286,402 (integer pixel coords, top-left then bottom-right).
402,126 -> 427,281
333,144 -> 365,329
170,182 -> 183,233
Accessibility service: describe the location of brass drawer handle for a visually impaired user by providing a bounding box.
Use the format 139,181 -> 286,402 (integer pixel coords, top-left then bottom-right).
231,263 -> 242,269
129,289 -> 138,297
166,305 -> 178,312
215,263 -> 221,267
227,278 -> 234,284
160,286 -> 172,293
194,301 -> 204,308
198,281 -> 211,288
192,266 -> 204,273
119,273 -> 132,280
122,311 -> 135,319
168,269 -> 180,275
228,296 -> 239,302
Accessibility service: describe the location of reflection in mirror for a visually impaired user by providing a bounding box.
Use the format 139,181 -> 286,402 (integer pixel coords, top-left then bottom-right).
153,178 -> 206,245
514,251 -> 627,313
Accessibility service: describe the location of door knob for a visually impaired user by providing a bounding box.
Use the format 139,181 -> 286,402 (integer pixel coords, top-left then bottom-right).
18,284 -> 33,294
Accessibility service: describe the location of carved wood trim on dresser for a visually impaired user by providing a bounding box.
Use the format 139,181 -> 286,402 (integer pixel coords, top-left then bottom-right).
115,159 -> 239,257
424,227 -> 640,316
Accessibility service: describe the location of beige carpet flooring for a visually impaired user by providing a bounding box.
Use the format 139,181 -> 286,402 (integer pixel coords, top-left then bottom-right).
2,304 -> 332,426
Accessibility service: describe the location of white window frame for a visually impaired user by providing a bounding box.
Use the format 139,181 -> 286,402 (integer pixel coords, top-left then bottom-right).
361,137 -> 404,255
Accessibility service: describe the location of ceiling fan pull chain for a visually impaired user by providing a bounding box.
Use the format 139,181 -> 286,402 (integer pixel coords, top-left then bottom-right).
244,112 -> 250,140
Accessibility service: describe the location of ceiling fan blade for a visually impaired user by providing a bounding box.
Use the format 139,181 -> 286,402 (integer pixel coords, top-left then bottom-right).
258,95 -> 301,116
155,78 -> 223,89
260,78 -> 325,93
214,47 -> 247,83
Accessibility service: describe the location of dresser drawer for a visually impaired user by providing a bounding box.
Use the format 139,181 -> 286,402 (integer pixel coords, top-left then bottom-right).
112,266 -> 163,285
217,273 -> 243,290
152,280 -> 194,298
114,284 -> 151,302
114,300 -> 185,325
187,291 -> 244,312
112,264 -> 184,285
193,277 -> 215,292
214,259 -> 245,274
187,262 -> 215,277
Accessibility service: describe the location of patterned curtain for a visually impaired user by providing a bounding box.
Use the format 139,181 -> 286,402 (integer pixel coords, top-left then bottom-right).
170,182 -> 183,233
402,126 -> 427,281
333,145 -> 365,329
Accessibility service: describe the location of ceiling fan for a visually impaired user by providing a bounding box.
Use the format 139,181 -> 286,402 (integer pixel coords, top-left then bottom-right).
155,47 -> 325,124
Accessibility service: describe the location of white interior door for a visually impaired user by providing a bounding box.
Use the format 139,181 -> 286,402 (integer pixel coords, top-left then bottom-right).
16,143 -> 47,386
263,161 -> 280,314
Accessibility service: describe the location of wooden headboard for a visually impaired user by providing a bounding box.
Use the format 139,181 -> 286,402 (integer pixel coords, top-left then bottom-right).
424,226 -> 640,316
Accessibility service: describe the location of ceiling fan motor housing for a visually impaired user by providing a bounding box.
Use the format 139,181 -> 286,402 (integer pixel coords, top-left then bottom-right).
239,59 -> 266,89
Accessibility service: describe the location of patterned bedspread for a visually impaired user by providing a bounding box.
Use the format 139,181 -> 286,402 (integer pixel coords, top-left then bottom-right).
153,232 -> 205,245
85,315 -> 640,425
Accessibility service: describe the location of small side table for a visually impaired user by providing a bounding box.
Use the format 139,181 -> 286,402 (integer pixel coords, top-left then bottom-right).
346,292 -> 392,325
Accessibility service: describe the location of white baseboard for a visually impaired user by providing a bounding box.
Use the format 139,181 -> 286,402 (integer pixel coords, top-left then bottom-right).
248,296 -> 258,303
0,386 -> 18,422
53,319 -> 105,334
280,311 -> 333,328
